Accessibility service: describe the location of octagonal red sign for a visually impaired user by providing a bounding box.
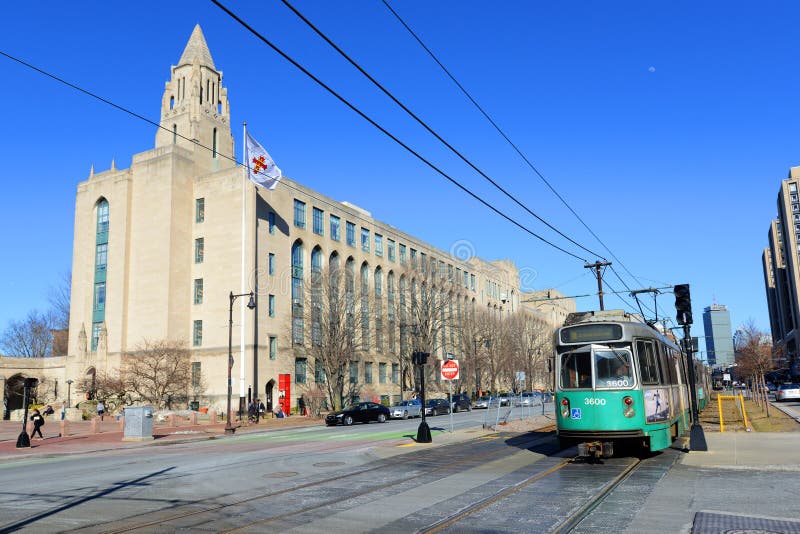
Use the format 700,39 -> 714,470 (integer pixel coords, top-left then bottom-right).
441,359 -> 460,380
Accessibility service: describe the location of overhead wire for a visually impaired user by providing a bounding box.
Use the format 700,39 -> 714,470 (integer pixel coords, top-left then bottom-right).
209,0 -> 592,262
277,0 -> 606,262
381,1 -> 663,305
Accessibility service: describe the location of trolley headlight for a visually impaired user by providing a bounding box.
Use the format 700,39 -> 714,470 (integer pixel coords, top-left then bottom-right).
560,398 -> 570,418
623,396 -> 635,418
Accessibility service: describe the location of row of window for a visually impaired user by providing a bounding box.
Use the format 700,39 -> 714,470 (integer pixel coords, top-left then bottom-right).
192,318 -> 277,358
293,358 -> 400,386
292,199 -> 477,290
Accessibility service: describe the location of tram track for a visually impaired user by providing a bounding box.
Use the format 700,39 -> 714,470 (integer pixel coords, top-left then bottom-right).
68,430 -> 557,533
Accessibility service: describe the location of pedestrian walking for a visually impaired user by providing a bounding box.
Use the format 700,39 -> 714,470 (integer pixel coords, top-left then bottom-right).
97,400 -> 106,421
257,398 -> 265,422
30,409 -> 45,440
60,401 -> 67,420
298,395 -> 307,417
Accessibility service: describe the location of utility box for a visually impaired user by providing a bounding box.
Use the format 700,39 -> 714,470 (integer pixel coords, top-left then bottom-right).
122,406 -> 154,441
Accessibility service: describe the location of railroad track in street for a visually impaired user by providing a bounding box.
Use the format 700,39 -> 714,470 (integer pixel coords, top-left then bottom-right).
68,429 -> 557,533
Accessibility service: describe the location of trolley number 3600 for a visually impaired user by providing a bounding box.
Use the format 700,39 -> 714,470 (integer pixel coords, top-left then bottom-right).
584,398 -> 606,406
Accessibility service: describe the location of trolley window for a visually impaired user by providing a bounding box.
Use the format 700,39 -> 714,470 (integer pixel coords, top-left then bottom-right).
636,340 -> 659,385
595,349 -> 634,388
561,351 -> 592,389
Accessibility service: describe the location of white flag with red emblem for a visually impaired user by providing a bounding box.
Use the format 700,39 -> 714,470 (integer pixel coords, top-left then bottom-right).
245,132 -> 282,190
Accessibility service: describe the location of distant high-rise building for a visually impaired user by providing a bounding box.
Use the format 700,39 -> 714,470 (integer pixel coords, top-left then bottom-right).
702,304 -> 734,368
763,170 -> 800,378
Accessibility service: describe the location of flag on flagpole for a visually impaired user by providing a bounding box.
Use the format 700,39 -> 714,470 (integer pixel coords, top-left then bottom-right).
245,132 -> 282,190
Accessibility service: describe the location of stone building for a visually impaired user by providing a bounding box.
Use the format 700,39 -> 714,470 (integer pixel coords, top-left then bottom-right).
4,25 -> 572,418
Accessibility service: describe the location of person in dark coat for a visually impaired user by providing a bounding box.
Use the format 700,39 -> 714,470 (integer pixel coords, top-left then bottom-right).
30,409 -> 45,440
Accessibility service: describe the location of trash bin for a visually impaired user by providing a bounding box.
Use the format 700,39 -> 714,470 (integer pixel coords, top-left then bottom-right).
190,401 -> 200,411
122,406 -> 154,442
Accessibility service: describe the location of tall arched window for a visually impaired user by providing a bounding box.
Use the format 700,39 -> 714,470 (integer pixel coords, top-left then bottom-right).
311,247 -> 322,346
291,240 -> 304,345
92,198 -> 109,351
375,267 -> 383,352
346,257 -> 355,342
329,252 -> 340,305
387,272 -> 396,354
360,263 -> 370,350
399,275 -> 407,356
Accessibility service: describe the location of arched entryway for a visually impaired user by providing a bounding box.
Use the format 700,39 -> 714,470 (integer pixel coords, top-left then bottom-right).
265,380 -> 275,413
3,374 -> 29,419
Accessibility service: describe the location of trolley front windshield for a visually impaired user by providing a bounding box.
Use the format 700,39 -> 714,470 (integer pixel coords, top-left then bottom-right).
560,344 -> 634,389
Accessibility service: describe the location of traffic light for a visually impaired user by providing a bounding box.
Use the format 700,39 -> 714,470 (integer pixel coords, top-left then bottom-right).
412,351 -> 429,366
674,284 -> 692,325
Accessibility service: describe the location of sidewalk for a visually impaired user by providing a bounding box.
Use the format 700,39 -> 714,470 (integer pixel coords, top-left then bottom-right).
0,414 -> 323,461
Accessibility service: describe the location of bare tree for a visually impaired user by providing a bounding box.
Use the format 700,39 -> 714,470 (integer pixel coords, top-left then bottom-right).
78,370 -> 129,411
121,340 -> 192,409
0,310 -> 55,358
734,320 -> 774,415
301,261 -> 359,410
47,270 -> 71,330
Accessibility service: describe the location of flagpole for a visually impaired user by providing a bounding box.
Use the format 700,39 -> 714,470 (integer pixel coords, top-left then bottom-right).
240,121 -> 247,419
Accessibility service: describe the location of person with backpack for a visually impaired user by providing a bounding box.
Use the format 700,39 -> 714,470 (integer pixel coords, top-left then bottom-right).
30,409 -> 45,440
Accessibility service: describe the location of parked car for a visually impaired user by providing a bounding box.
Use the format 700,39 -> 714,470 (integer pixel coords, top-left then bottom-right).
389,399 -> 422,419
325,402 -> 391,426
497,392 -> 513,406
424,398 -> 451,416
472,396 -> 494,409
450,393 -> 472,412
518,391 -> 543,407
775,383 -> 800,401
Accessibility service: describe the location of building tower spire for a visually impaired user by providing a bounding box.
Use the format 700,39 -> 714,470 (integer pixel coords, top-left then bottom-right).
155,24 -> 234,171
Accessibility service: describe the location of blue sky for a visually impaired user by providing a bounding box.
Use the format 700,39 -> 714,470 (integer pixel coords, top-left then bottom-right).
1,1 -> 797,357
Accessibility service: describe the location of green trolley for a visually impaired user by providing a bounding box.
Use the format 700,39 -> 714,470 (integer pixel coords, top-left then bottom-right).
555,310 -> 706,458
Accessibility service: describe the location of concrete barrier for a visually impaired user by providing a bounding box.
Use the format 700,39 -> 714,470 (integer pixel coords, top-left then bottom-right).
89,417 -> 99,434
208,409 -> 217,424
59,420 -> 68,438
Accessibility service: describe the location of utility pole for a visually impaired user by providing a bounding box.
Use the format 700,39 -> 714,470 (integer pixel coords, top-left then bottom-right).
584,261 -> 612,310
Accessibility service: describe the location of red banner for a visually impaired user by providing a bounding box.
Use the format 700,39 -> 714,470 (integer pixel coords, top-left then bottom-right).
278,374 -> 291,415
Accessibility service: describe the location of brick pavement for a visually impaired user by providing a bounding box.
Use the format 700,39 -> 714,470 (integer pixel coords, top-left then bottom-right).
0,414 -> 323,460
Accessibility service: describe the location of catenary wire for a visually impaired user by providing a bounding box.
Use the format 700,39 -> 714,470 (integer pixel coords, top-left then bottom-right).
209,0 -> 591,262
0,44 -> 583,263
381,1 -> 656,299
277,0 -> 606,262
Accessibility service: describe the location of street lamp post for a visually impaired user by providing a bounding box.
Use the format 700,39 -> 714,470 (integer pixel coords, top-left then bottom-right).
66,379 -> 73,408
226,291 -> 256,435
413,351 -> 432,443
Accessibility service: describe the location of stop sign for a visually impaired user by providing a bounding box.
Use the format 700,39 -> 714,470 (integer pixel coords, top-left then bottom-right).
441,359 -> 460,381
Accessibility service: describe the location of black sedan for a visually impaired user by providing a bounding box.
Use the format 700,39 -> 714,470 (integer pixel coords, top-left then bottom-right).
325,402 -> 390,426
424,398 -> 451,416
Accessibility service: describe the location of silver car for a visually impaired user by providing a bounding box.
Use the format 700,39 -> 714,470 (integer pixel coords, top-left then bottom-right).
776,383 -> 800,401
389,399 -> 422,419
517,392 -> 543,407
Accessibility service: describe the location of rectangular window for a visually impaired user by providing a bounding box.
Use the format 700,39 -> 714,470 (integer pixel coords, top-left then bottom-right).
313,207 -> 324,235
791,182 -> 798,193
268,294 -> 275,317
349,361 -> 359,384
315,359 -> 326,383
330,215 -> 341,241
269,212 -> 276,234
447,264 -> 454,280
379,362 -> 387,384
399,244 -> 407,264
191,362 -> 201,387
463,271 -> 469,288
95,243 -> 108,271
375,234 -> 383,257
410,248 -> 417,267
561,351 -> 592,388
636,340 -> 660,385
269,253 -> 275,276
91,322 -> 102,352
346,221 -> 356,246
193,320 -> 203,347
93,282 -> 106,311
195,198 -> 205,223
364,362 -> 373,384
361,228 -> 370,252
293,199 -> 306,228
193,278 -> 203,304
470,274 -> 476,291
194,238 -> 204,263
269,336 -> 277,360
295,358 -> 307,384
387,240 -> 396,262
392,363 -> 399,384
